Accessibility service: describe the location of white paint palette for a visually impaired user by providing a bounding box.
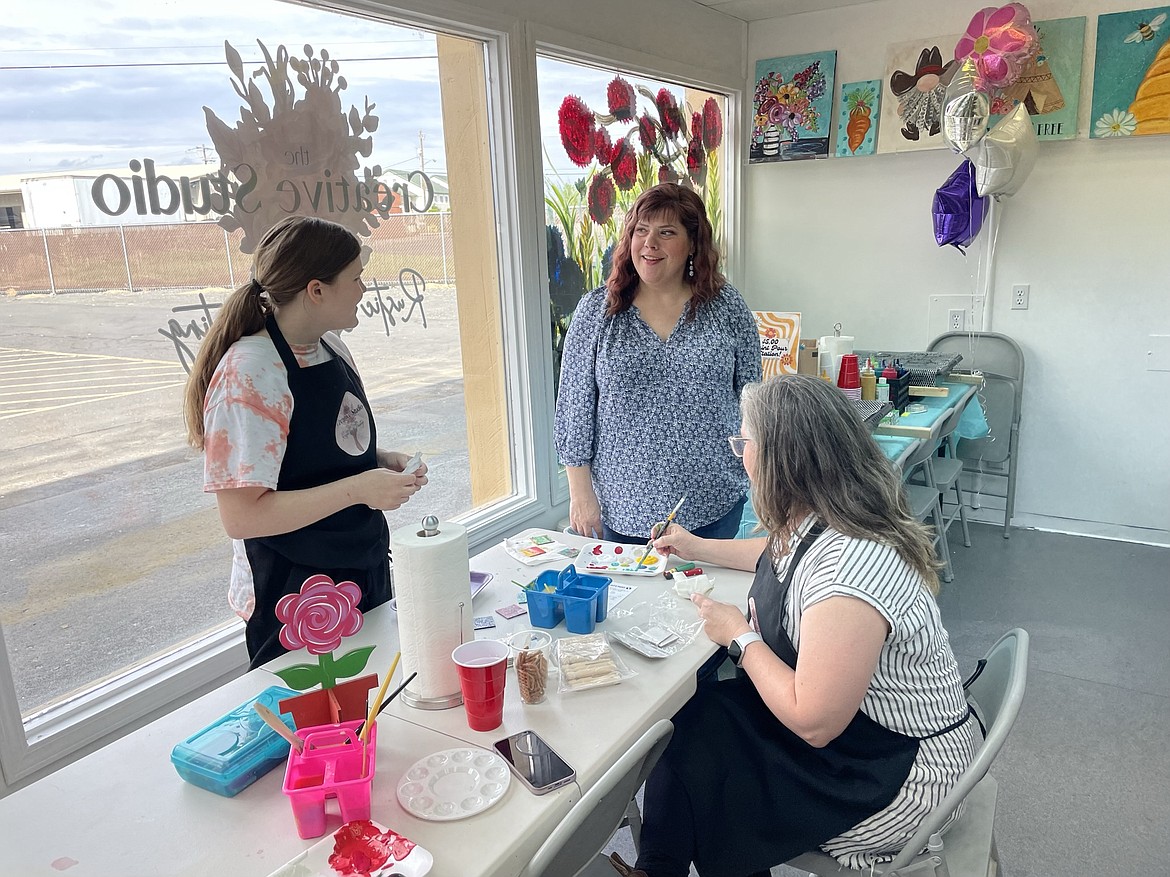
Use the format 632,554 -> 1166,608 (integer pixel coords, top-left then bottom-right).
579,542 -> 666,577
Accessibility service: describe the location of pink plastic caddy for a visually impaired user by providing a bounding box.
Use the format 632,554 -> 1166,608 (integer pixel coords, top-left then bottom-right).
281,719 -> 377,839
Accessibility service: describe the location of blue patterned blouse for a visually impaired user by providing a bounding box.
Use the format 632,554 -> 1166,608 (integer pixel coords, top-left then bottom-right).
555,284 -> 762,536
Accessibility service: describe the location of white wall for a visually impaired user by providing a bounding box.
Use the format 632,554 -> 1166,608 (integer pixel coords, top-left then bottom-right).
745,0 -> 1170,544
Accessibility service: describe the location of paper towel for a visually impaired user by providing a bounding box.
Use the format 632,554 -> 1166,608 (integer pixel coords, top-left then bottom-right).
817,335 -> 855,384
392,518 -> 473,707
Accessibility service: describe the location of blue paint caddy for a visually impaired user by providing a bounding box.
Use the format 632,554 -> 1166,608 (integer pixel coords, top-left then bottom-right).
171,685 -> 299,797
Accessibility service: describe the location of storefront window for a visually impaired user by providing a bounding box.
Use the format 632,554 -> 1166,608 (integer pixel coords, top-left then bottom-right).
0,0 -> 510,777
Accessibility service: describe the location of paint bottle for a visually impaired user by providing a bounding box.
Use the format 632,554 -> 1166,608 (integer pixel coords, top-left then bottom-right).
882,360 -> 899,381
861,361 -> 877,401
876,377 -> 890,403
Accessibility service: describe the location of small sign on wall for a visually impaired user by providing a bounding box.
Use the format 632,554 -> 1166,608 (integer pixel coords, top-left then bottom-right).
754,311 -> 801,377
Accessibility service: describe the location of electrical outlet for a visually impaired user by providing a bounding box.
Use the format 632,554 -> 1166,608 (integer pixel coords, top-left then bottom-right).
948,309 -> 965,331
1011,284 -> 1030,309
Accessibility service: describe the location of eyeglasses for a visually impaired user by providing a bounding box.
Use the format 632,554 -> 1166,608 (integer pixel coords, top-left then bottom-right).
728,435 -> 752,458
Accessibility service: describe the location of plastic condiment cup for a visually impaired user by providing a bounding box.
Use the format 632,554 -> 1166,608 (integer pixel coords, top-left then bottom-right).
451,640 -> 510,731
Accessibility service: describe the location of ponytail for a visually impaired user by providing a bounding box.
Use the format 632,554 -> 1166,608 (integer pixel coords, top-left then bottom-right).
183,279 -> 267,449
183,215 -> 362,450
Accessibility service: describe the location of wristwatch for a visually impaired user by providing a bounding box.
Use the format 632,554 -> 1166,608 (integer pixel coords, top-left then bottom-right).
728,631 -> 764,667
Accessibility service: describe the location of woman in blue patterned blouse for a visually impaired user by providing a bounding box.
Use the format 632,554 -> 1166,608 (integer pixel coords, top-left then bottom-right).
554,183 -> 762,543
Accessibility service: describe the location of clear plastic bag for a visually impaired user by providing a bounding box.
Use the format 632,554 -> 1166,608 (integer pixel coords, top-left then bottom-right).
605,592 -> 706,659
554,632 -> 636,692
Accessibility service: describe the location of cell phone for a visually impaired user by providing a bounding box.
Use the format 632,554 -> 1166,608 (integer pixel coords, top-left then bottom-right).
493,730 -> 576,795
402,451 -> 424,475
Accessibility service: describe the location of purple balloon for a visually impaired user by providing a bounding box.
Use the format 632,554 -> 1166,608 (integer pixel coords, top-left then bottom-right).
933,159 -> 989,250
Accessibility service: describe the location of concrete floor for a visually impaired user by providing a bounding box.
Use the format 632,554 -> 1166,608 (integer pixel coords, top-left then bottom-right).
602,522 -> 1170,876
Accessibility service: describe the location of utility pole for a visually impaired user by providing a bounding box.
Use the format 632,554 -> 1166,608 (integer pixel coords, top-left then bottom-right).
188,145 -> 216,164
417,131 -> 425,173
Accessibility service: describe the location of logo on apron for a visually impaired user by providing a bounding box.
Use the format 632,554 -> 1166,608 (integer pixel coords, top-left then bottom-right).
335,391 -> 371,456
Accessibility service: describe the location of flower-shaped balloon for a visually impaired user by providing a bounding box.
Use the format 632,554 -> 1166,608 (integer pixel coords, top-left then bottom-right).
273,574 -> 374,690
954,3 -> 1039,90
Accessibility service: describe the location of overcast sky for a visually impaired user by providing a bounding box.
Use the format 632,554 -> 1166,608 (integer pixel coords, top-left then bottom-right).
0,0 -> 682,186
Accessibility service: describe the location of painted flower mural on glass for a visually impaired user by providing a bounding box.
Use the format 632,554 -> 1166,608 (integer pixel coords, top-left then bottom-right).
272,573 -> 375,690
556,78 -> 723,226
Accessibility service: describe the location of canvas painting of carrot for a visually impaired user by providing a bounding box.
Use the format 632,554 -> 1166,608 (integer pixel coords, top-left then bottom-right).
835,80 -> 881,156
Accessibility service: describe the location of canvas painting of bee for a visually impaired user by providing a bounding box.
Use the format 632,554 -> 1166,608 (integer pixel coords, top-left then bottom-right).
1092,6 -> 1170,138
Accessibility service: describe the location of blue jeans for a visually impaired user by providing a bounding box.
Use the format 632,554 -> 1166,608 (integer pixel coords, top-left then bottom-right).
601,494 -> 748,545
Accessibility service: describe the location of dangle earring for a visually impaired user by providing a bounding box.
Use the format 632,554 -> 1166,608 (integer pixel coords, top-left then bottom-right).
687,254 -> 695,278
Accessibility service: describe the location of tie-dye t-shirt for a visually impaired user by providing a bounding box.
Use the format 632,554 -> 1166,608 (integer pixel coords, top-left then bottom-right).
202,331 -> 358,619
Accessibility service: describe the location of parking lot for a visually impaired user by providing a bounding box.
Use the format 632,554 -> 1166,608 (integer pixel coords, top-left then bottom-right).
0,285 -> 472,715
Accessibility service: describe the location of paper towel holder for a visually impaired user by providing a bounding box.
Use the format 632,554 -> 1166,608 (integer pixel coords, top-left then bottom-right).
400,515 -> 467,711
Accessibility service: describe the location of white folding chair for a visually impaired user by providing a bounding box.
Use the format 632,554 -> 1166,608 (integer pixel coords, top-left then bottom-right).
927,332 -> 1025,539
519,720 -> 674,877
785,628 -> 1030,877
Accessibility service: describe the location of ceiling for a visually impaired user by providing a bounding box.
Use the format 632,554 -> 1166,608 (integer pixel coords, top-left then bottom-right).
690,0 -> 876,23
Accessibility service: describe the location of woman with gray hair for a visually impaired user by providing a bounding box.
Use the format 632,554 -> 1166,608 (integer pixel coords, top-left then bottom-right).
609,375 -> 974,877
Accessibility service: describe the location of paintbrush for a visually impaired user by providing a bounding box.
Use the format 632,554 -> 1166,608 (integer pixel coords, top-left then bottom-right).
253,702 -> 304,753
634,495 -> 686,572
355,671 -> 418,738
360,651 -> 401,746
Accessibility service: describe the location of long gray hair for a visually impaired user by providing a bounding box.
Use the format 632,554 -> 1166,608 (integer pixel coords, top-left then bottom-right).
741,375 -> 941,593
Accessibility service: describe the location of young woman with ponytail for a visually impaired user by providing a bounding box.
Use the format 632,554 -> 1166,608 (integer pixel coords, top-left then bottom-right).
185,215 -> 427,668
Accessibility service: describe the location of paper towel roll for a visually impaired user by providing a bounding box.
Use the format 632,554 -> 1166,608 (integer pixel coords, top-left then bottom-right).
392,518 -> 473,709
818,335 -> 855,384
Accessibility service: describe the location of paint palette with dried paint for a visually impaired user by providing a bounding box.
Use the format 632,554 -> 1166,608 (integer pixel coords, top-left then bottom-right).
267,818 -> 433,877
579,541 -> 666,576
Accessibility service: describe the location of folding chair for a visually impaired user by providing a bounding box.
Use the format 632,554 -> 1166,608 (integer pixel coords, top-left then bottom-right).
785,628 -> 1030,877
899,420 -> 953,583
927,332 -> 1025,539
519,720 -> 674,877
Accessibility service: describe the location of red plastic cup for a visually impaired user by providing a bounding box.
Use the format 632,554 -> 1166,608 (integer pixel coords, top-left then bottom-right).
451,640 -> 510,731
836,354 -> 861,390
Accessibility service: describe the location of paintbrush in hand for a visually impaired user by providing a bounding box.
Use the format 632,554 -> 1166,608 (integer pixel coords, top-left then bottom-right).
634,494 -> 686,571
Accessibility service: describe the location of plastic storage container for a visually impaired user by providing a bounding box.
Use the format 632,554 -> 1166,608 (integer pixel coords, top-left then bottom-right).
527,565 -> 611,633
171,685 -> 299,798
282,719 -> 377,839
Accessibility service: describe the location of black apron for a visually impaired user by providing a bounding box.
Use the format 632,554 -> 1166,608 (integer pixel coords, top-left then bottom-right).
243,315 -> 390,668
660,523 -> 923,877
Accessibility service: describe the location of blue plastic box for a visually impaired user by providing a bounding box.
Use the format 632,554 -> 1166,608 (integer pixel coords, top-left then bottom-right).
528,565 -> 612,633
171,685 -> 299,797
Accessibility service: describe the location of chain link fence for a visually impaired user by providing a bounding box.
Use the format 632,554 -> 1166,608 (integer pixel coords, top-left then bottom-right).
0,213 -> 455,295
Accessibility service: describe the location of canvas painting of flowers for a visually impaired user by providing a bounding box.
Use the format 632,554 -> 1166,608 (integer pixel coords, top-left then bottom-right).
1090,6 -> 1170,138
991,16 -> 1085,141
877,35 -> 961,153
751,51 -> 836,162
835,80 -> 881,157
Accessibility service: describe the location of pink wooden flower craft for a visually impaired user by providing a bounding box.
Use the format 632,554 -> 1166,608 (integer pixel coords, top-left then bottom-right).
273,574 -> 374,690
